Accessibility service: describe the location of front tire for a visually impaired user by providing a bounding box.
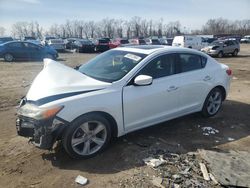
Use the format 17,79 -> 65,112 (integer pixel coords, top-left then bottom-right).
4,53 -> 14,62
202,88 -> 223,117
217,51 -> 223,58
62,113 -> 112,159
232,49 -> 238,57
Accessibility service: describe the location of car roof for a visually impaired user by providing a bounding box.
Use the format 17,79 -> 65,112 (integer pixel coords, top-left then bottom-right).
115,45 -> 201,55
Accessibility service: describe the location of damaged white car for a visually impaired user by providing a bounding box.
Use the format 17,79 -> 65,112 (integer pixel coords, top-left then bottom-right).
16,45 -> 231,158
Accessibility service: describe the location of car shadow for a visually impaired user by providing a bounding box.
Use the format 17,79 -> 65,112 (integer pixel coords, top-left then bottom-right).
42,100 -> 250,174
0,58 -> 66,63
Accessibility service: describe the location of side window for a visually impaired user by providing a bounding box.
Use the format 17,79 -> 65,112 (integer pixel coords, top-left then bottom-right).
7,42 -> 23,48
24,43 -> 38,49
139,54 -> 176,79
177,54 -> 205,73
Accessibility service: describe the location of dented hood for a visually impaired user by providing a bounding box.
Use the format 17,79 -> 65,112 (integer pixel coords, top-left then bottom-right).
26,59 -> 111,102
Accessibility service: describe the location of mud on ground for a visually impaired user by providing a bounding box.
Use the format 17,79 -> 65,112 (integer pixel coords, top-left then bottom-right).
0,45 -> 249,188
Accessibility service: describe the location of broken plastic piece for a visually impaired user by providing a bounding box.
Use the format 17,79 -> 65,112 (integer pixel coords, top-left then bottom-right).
75,175 -> 88,185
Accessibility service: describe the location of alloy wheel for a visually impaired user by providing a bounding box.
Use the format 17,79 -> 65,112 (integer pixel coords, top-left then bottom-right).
71,121 -> 107,156
206,91 -> 222,115
4,53 -> 14,62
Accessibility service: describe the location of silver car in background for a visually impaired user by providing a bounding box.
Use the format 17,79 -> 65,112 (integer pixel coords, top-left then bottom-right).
47,39 -> 65,51
201,40 -> 240,58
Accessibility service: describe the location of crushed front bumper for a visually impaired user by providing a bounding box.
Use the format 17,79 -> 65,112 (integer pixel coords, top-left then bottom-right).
16,115 -> 68,149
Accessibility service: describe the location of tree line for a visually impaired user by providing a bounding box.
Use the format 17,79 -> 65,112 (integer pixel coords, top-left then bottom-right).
1,17 -> 250,39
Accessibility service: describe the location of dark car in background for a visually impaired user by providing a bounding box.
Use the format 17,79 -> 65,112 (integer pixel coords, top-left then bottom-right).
0,37 -> 14,44
73,39 -> 95,52
64,38 -> 78,49
0,41 -> 58,62
95,38 -> 111,52
151,38 -> 169,45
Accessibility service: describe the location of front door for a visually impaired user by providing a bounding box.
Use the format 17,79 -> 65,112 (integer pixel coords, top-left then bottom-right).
123,54 -> 183,132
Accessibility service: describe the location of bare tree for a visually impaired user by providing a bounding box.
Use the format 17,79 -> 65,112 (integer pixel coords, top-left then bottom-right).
0,26 -> 6,36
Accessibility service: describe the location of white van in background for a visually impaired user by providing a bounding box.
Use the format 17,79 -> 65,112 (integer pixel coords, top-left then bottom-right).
172,35 -> 205,50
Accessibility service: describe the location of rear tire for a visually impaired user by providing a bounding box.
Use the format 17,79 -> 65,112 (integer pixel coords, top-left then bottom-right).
62,113 -> 112,159
4,53 -> 14,62
201,88 -> 223,117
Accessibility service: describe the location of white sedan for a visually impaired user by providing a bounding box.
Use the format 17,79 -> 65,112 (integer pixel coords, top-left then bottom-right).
16,45 -> 231,158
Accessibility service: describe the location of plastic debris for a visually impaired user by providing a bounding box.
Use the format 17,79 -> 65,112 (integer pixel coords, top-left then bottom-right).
201,127 -> 219,136
228,137 -> 235,141
143,157 -> 165,168
75,175 -> 88,186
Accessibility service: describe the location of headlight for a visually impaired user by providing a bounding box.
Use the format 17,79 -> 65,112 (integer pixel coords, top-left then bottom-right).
18,103 -> 64,120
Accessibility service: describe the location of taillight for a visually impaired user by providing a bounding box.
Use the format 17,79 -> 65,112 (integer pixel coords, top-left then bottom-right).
226,69 -> 232,76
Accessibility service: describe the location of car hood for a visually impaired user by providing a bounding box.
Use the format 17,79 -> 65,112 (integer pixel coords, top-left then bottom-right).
26,59 -> 111,103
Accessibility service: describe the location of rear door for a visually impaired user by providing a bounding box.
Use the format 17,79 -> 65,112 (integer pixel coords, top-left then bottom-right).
23,42 -> 43,60
123,53 -> 183,132
174,53 -> 211,112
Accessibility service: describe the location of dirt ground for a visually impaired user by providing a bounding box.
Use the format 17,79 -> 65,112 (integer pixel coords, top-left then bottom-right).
0,45 -> 249,188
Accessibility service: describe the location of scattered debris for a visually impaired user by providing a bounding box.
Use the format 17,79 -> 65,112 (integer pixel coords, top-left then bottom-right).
199,163 -> 210,181
227,137 -> 235,141
232,76 -> 238,80
201,126 -> 219,136
143,157 -> 165,168
75,175 -> 88,186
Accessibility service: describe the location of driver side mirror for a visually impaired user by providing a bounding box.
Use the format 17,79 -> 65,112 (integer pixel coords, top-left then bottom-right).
134,75 -> 153,86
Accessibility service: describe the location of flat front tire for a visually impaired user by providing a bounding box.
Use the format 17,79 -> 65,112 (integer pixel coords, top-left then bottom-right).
62,113 -> 112,159
202,88 -> 223,117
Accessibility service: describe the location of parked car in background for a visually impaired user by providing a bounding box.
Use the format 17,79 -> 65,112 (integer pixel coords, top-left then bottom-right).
64,38 -> 78,49
166,38 -> 174,46
151,38 -> 168,45
0,37 -> 14,44
47,39 -> 65,52
129,38 -> 146,45
42,36 -> 56,45
0,41 -> 58,62
145,38 -> 152,45
172,35 -> 205,50
109,38 -> 129,48
73,39 -> 95,52
201,40 -> 240,57
16,45 -> 231,158
240,35 -> 250,43
95,38 -> 111,52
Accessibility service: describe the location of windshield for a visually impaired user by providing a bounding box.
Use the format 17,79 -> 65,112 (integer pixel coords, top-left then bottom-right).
78,50 -> 147,82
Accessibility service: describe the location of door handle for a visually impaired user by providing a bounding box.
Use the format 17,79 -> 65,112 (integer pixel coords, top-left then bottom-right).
167,86 -> 178,92
203,76 -> 212,81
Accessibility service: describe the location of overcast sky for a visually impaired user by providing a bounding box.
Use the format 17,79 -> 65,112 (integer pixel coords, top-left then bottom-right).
0,0 -> 249,34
